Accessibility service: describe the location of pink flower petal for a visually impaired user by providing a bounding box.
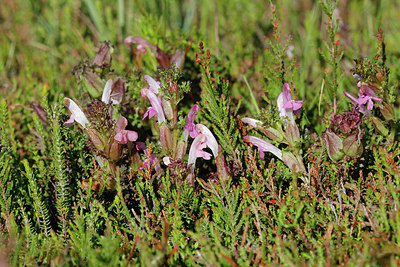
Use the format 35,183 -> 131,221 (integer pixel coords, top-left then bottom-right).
291,100 -> 304,111
188,134 -> 207,170
243,135 -> 282,160
196,124 -> 218,158
144,75 -> 160,94
367,99 -> 374,110
114,132 -> 126,144
64,114 -> 76,127
184,105 -> 200,139
115,116 -> 128,132
126,130 -> 138,142
114,116 -> 138,144
277,83 -> 303,119
283,83 -> 292,102
343,91 -> 358,105
141,89 -> 166,124
101,79 -> 113,104
186,104 -> 199,126
358,95 -> 368,105
64,98 -> 89,128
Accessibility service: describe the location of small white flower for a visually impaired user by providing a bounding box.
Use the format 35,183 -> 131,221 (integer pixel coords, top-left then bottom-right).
101,79 -> 113,104
64,98 -> 89,128
242,117 -> 263,128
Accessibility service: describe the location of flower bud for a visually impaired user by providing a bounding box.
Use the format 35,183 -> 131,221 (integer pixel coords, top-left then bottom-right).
93,42 -> 112,67
284,121 -> 300,147
85,128 -> 106,151
370,116 -> 389,136
342,131 -> 363,157
282,151 -> 306,173
81,71 -> 104,98
216,146 -> 229,181
261,127 -> 284,142
160,124 -> 172,151
379,102 -> 394,121
108,139 -> 121,161
168,80 -> 180,94
110,78 -> 125,105
129,145 -> 142,172
186,172 -> 195,187
175,140 -> 187,160
162,99 -> 174,121
322,129 -> 344,162
33,103 -> 48,124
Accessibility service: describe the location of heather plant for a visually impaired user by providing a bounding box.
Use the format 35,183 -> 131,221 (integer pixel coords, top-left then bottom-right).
1,0 -> 400,266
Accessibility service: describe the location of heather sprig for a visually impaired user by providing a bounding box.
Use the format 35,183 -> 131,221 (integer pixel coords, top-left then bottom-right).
319,0 -> 344,114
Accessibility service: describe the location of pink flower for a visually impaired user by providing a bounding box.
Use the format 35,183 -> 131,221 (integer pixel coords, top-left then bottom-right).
183,104 -> 200,139
124,36 -> 155,54
141,88 -> 166,124
114,116 -> 138,144
144,75 -> 160,94
188,124 -> 218,170
124,36 -> 170,68
188,135 -> 212,165
64,98 -> 90,128
194,124 -> 218,157
343,91 -> 369,115
243,135 -> 282,160
277,83 -> 303,120
358,86 -> 382,111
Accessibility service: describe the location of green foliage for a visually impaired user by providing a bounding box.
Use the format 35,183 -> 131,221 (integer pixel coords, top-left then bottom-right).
197,45 -> 243,167
319,0 -> 344,113
50,101 -> 70,239
23,160 -> 51,237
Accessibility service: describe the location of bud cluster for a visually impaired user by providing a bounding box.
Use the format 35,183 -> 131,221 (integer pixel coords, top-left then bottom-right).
322,107 -> 364,161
